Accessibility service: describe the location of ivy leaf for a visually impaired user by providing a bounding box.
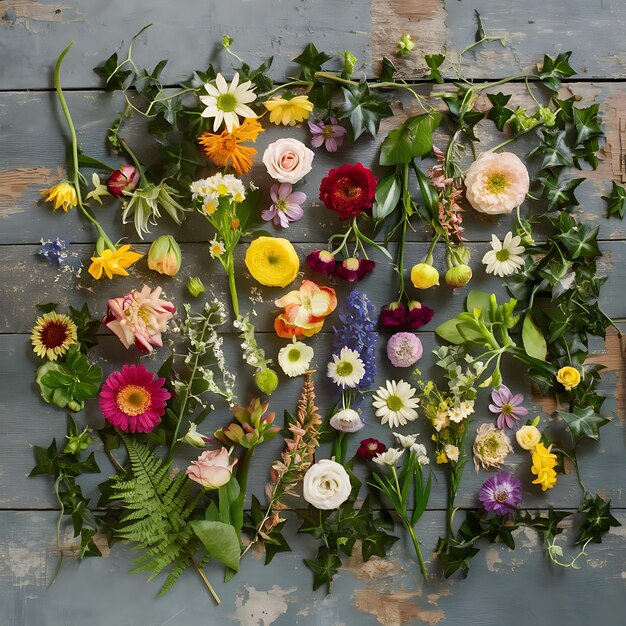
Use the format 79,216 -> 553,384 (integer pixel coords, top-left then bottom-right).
79,528 -> 103,558
539,52 -> 576,91
573,104 -> 602,145
537,172 -> 584,211
475,10 -> 486,42
379,112 -> 442,165
603,182 -> 626,219
237,57 -> 274,93
30,439 -> 59,476
340,83 -> 393,140
487,92 -> 514,131
304,547 -> 342,592
554,224 -> 601,259
93,53 -> 133,91
69,303 -> 101,353
531,129 -> 576,169
424,54 -> 445,83
558,406 -> 611,445
379,57 -> 397,82
436,538 -> 480,578
293,43 -> 333,81
577,494 -> 621,544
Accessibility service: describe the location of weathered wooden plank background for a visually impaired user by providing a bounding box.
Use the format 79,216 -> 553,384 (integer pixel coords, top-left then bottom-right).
1,1 -> 625,625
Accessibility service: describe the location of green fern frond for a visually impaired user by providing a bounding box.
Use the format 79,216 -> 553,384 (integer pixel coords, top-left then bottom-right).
112,434 -> 201,593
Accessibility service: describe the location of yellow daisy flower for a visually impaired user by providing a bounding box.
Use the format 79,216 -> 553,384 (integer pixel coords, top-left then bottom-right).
263,95 -> 314,126
88,244 -> 143,280
31,312 -> 78,361
41,181 -> 78,212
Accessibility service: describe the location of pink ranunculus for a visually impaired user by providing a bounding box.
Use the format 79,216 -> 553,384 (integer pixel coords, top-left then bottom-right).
186,447 -> 237,489
464,152 -> 529,215
262,138 -> 314,184
105,285 -> 176,352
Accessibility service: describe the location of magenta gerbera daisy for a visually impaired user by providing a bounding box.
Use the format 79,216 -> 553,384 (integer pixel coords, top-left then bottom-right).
99,364 -> 170,433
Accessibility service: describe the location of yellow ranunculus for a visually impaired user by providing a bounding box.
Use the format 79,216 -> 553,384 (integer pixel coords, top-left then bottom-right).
530,443 -> 557,491
244,237 -> 300,287
41,181 -> 77,212
410,262 -> 440,289
515,425 -> 542,451
263,95 -> 314,126
556,366 -> 581,390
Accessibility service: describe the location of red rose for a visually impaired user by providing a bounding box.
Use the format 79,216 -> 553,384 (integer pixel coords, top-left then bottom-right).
319,162 -> 377,219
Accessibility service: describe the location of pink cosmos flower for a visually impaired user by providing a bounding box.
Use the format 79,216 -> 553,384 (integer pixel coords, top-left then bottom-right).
99,364 -> 170,433
186,447 -> 238,489
489,384 -> 528,429
261,183 -> 306,228
308,117 -> 347,152
105,285 -> 176,353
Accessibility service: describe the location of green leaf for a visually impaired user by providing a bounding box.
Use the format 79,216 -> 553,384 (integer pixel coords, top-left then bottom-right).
293,44 -> 333,81
475,9 -> 486,41
372,174 -> 401,220
522,313 -> 548,361
93,53 -> 133,91
531,129 -> 576,169
538,173 -> 584,211
573,104 -> 602,145
340,83 -> 393,140
379,57 -> 397,82
466,290 -> 492,318
434,318 -> 466,344
191,520 -> 241,572
577,494 -> 621,544
29,440 -> 59,476
554,224 -> 601,259
414,166 -> 439,217
539,52 -> 576,91
558,406 -> 611,445
424,54 -> 445,83
379,113 -> 442,165
486,92 -> 514,131
603,182 -> 626,219
236,188 -> 263,233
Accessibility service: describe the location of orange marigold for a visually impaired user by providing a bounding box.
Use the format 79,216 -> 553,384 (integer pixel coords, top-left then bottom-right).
198,117 -> 264,175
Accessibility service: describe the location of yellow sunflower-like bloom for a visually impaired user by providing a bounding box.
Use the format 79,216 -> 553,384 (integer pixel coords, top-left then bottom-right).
88,244 -> 143,280
530,443 -> 558,491
263,95 -> 314,126
31,311 -> 78,360
198,117 -> 264,175
40,181 -> 78,212
556,366 -> 581,391
244,236 -> 299,287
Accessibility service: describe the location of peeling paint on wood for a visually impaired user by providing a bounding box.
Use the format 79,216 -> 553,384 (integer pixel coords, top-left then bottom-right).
353,589 -> 445,626
230,585 -> 296,626
0,167 -> 63,217
0,1 -> 84,27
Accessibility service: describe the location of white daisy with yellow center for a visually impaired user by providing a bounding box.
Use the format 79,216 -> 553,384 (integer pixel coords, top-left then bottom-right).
327,347 -> 365,388
372,379 -> 420,429
200,72 -> 257,133
209,237 -> 226,259
278,340 -> 314,377
482,231 -> 525,277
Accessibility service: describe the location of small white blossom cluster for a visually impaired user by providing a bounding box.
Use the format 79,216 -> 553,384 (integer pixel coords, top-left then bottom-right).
190,173 -> 246,214
234,314 -> 271,373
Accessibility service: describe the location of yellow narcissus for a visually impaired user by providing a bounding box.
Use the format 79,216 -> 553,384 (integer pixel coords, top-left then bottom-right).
244,236 -> 300,287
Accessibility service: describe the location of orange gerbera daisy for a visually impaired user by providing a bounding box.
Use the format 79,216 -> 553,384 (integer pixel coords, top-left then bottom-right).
198,117 -> 264,175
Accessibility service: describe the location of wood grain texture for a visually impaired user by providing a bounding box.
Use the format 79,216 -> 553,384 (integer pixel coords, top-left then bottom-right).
0,510 -> 625,626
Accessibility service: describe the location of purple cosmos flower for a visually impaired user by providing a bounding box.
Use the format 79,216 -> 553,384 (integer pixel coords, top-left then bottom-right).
261,183 -> 306,228
307,117 -> 347,152
489,384 -> 528,429
479,471 -> 523,516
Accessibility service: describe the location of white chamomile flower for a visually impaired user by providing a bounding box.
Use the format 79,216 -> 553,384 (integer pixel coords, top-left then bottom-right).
85,173 -> 110,205
373,447 -> 404,466
459,400 -> 475,417
372,379 -> 420,429
200,72 -> 257,133
209,237 -> 226,258
278,340 -> 314,377
448,404 -> 467,423
482,232 -> 525,277
327,347 -> 365,388
445,444 -> 460,462
393,432 -> 418,448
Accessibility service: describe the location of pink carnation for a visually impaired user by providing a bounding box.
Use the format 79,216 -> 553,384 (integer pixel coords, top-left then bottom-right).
105,285 -> 176,352
464,152 -> 529,215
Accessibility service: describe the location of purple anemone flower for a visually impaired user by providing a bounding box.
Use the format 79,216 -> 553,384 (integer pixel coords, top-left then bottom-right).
489,384 -> 528,429
478,471 -> 523,516
261,183 -> 306,228
307,117 -> 347,152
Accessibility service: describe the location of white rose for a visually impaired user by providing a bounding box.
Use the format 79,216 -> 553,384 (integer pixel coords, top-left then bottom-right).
262,138 -> 314,184
464,152 -> 529,215
329,408 -> 364,433
302,459 -> 351,510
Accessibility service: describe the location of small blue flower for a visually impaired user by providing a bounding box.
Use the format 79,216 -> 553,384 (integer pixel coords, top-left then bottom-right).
38,238 -> 69,266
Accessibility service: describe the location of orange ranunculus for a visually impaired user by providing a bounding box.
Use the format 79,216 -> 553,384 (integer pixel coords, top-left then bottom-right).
274,280 -> 337,339
198,117 -> 264,175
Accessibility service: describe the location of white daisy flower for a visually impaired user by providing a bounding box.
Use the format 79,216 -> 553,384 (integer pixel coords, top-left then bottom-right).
209,237 -> 226,258
445,444 -> 460,462
373,448 -> 404,466
372,379 -> 420,429
482,232 -> 525,277
327,347 -> 365,388
278,341 -> 314,377
459,400 -> 475,418
200,72 -> 257,133
393,432 -> 418,448
448,404 -> 468,423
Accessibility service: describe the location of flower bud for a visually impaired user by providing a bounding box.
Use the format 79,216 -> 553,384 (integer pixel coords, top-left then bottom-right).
410,263 -> 440,289
187,277 -> 205,298
107,165 -> 139,198
147,235 -> 182,276
445,264 -> 473,288
254,367 -> 279,395
63,429 -> 92,455
178,423 -> 210,448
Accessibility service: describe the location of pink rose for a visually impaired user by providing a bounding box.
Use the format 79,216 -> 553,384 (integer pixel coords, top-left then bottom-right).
464,152 -> 529,215
262,138 -> 314,184
186,447 -> 237,489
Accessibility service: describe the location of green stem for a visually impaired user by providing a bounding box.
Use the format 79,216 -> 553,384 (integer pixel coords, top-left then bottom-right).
226,253 -> 240,318
192,558 -> 221,604
407,523 -> 428,578
119,139 -> 149,187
